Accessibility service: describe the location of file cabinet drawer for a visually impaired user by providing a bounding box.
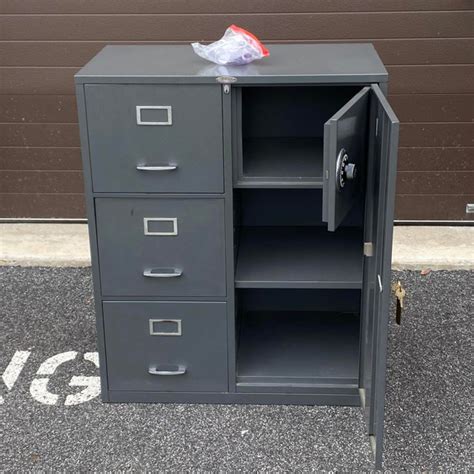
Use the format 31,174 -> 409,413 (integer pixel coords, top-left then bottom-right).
103,301 -> 228,392
85,84 -> 223,193
95,197 -> 226,297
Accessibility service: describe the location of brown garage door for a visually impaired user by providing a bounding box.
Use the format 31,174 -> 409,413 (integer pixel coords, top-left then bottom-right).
1,1 -> 473,220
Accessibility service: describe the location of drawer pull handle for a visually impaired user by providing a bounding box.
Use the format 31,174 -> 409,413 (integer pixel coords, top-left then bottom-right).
149,365 -> 186,376
136,165 -> 177,171
143,268 -> 182,278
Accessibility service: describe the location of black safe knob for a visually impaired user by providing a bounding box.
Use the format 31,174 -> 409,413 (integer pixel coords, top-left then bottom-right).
344,163 -> 357,181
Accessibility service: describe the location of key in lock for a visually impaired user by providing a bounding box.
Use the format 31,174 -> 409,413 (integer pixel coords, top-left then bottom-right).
392,281 -> 406,325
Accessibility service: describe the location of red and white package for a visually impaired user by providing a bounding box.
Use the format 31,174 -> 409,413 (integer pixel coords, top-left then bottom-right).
191,25 -> 269,66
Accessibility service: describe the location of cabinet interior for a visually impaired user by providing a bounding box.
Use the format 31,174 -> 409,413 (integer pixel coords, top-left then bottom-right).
234,85 -> 363,187
235,289 -> 361,392
232,189 -> 365,392
233,188 -> 365,289
232,84 -> 368,392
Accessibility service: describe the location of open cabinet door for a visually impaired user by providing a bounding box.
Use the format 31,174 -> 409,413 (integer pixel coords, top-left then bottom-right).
323,87 -> 370,231
360,84 -> 399,469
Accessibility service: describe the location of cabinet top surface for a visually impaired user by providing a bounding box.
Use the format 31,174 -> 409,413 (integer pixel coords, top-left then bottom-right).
75,44 -> 387,84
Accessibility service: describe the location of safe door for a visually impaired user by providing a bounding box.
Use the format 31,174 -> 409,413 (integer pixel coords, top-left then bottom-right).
323,87 -> 370,232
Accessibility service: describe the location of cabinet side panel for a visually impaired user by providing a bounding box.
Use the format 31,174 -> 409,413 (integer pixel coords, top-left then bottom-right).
75,83 -> 109,401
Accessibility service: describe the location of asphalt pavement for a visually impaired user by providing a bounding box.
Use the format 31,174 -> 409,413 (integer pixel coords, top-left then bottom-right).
0,267 -> 472,471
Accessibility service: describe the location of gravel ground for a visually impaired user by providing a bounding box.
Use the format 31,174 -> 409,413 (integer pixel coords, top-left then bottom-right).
0,267 -> 472,471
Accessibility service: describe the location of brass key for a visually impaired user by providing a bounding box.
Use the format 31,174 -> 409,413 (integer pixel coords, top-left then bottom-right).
392,281 -> 406,325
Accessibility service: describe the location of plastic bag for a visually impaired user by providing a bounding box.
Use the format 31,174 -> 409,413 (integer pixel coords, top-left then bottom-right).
191,25 -> 269,66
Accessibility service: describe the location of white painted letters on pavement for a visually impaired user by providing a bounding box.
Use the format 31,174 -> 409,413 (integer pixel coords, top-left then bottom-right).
1,350 -> 100,406
30,351 -> 78,405
0,350 -> 31,404
65,352 -> 101,406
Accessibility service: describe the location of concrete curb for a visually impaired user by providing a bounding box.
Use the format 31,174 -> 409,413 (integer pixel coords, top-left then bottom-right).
1,223 -> 473,270
0,224 -> 91,268
391,226 -> 474,271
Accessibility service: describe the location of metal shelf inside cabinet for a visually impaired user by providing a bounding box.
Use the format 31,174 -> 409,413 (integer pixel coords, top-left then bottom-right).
236,310 -> 360,390
235,226 -> 363,289
236,137 -> 324,188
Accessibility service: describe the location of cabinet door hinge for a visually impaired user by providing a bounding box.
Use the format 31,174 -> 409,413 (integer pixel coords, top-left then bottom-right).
363,242 -> 374,257
359,388 -> 366,409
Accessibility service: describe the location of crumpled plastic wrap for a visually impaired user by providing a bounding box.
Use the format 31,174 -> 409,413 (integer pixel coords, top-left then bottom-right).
192,25 -> 269,66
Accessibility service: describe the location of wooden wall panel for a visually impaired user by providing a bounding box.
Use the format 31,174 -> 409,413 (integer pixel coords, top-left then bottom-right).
396,195 -> 474,221
397,148 -> 474,172
390,95 -> 474,123
400,124 -> 473,148
0,124 -> 80,147
0,147 -> 82,170
0,95 -> 78,123
0,68 -> 79,95
0,194 -> 86,218
387,66 -> 474,94
396,172 -> 473,195
2,1 -> 471,14
1,2 -> 472,220
0,170 -> 84,193
2,13 -> 472,41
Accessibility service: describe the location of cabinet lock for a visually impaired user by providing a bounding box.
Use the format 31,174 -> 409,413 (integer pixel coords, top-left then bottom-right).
216,75 -> 237,94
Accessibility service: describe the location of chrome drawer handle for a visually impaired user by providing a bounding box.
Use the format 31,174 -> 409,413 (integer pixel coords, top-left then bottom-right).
136,165 -> 177,171
149,365 -> 186,376
143,269 -> 182,278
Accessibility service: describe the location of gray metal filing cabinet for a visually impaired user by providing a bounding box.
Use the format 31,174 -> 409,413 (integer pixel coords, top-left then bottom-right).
75,44 -> 399,468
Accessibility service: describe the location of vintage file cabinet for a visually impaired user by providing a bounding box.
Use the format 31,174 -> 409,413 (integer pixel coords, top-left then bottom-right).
75,44 -> 399,468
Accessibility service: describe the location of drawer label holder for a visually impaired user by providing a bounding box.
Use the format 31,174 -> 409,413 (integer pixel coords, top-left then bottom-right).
143,217 -> 178,236
149,319 -> 182,336
136,105 -> 172,126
